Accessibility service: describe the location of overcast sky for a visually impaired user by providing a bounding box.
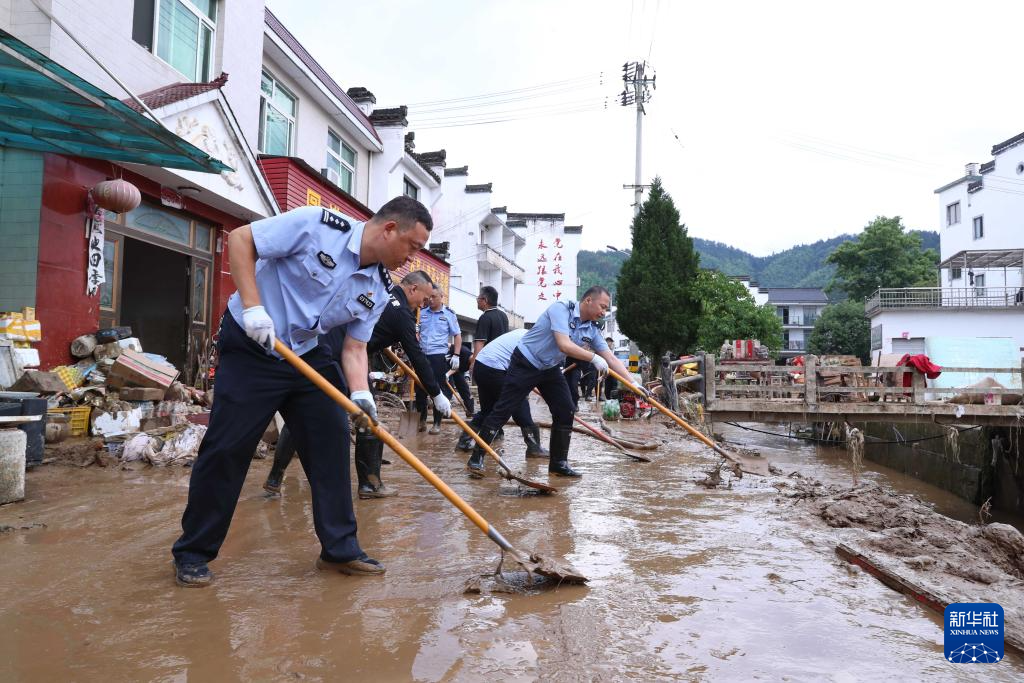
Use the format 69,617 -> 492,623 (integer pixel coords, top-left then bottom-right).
267,0 -> 1024,256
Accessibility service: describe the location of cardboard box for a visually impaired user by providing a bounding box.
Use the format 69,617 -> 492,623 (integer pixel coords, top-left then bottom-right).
119,387 -> 166,401
107,349 -> 178,390
9,370 -> 67,394
0,318 -> 41,342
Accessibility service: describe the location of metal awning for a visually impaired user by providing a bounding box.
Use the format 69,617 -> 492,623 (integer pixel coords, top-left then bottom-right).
938,249 -> 1024,270
0,29 -> 231,173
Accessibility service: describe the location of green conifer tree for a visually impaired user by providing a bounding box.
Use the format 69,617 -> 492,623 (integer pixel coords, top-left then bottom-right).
616,178 -> 701,361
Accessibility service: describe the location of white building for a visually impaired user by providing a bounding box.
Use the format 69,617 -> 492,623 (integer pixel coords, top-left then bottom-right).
867,128 -> 1024,360
767,288 -> 828,359
733,276 -> 770,306
509,212 -> 582,324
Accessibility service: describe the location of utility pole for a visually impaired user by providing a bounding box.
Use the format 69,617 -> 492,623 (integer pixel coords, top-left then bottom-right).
621,61 -> 655,216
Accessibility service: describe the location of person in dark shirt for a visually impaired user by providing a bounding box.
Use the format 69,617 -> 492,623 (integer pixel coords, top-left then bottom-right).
468,286 -> 509,372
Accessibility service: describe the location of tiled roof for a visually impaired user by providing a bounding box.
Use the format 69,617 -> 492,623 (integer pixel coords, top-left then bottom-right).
444,166 -> 469,176
506,220 -> 526,227
491,206 -> 507,214
346,86 -> 376,104
416,150 -> 446,167
465,183 -> 492,193
408,150 -> 441,183
564,225 -> 583,234
506,212 -> 565,221
766,288 -> 828,304
980,160 -> 995,174
992,130 -> 1024,156
264,8 -> 380,143
370,106 -> 408,127
123,72 -> 228,112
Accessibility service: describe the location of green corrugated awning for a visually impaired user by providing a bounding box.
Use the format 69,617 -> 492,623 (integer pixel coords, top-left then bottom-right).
0,28 -> 232,173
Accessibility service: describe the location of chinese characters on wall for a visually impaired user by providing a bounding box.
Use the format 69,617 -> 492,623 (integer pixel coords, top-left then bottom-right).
535,236 -> 565,301
85,200 -> 105,297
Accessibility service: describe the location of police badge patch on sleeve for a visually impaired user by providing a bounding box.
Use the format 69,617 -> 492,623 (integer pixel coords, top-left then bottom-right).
357,294 -> 375,309
320,209 -> 351,231
317,251 -> 336,269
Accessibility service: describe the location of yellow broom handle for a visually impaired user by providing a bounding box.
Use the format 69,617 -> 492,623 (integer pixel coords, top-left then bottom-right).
384,348 -> 502,461
274,340 -> 490,534
607,368 -> 717,450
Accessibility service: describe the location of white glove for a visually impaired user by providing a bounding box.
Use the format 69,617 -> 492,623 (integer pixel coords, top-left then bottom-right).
432,392 -> 452,417
368,371 -> 386,381
449,355 -> 460,371
242,305 -> 275,352
350,390 -> 378,429
590,353 -> 609,375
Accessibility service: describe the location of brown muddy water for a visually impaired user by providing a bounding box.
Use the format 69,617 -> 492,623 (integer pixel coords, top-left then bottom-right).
2,402 -> 1022,681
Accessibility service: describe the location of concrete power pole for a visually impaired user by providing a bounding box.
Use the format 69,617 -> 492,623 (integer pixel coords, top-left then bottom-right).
620,61 -> 656,216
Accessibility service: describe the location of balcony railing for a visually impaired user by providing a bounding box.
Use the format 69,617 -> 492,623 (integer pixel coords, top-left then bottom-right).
477,244 -> 525,282
865,286 -> 1024,314
783,340 -> 806,351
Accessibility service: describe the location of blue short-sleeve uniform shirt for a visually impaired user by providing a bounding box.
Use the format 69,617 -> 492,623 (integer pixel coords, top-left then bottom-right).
226,206 -> 393,356
476,329 -> 528,371
419,305 -> 460,355
517,301 -> 609,370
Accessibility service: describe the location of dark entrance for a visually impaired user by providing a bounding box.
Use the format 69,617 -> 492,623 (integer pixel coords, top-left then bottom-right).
119,238 -> 189,369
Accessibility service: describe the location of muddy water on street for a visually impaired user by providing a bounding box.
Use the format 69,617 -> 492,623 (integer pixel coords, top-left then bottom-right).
2,402 -> 1022,681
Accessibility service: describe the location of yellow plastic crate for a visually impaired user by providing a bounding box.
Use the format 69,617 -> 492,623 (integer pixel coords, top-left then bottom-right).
48,407 -> 92,437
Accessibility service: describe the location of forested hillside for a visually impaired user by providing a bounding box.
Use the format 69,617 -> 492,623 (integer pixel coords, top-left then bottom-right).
577,231 -> 939,297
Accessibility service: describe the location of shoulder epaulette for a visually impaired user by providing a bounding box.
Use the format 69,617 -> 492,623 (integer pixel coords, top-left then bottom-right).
378,264 -> 394,292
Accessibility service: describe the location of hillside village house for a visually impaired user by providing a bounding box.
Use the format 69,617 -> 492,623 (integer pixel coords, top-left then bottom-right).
866,129 -> 1024,363
768,288 -> 828,359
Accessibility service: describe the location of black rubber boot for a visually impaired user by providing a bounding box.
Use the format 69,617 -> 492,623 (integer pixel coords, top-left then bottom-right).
355,431 -> 396,499
548,425 -> 581,478
467,427 -> 496,477
264,425 -> 296,494
456,431 -> 475,451
523,425 -> 548,458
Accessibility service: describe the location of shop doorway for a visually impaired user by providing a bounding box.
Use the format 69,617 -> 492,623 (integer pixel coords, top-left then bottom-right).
119,238 -> 190,369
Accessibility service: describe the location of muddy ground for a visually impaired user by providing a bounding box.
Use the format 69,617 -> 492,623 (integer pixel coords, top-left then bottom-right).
2,398 -> 1022,681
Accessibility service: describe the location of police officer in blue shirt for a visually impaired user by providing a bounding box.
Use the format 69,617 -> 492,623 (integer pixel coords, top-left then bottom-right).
171,196 -> 432,587
467,286 -> 638,478
415,284 -> 465,435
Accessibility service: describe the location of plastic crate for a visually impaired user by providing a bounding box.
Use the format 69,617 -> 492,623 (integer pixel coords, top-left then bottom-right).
48,406 -> 91,437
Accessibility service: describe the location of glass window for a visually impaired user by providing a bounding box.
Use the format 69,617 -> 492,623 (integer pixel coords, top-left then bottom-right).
194,223 -> 212,252
191,262 -> 208,323
259,71 -> 296,155
157,0 -> 215,82
946,201 -> 960,226
126,204 -> 191,244
972,216 -> 984,239
951,267 -> 962,280
403,177 -> 419,200
326,130 -> 356,194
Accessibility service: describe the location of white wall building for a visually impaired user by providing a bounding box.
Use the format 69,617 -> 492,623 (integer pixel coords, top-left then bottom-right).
867,128 -> 1024,361
510,212 -> 581,324
767,288 -> 828,358
733,276 -> 770,306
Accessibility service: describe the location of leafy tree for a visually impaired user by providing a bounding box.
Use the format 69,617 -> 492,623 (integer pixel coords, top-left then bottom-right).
825,216 -> 939,301
577,248 -> 630,299
616,178 -> 701,360
691,270 -> 783,353
807,300 -> 871,363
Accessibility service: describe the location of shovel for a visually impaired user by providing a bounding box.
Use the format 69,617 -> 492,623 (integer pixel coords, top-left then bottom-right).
395,361 -> 421,439
607,368 -> 771,476
530,388 -> 651,462
274,340 -> 584,583
385,348 -> 557,493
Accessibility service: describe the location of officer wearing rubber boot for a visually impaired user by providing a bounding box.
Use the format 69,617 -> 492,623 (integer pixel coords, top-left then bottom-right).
263,270 -> 449,498
467,286 -> 637,478
456,328 -> 548,458
171,197 -> 432,587
415,284 -> 463,435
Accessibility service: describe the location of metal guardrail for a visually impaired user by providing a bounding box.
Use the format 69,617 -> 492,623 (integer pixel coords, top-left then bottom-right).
477,244 -> 525,280
865,286 -> 1023,314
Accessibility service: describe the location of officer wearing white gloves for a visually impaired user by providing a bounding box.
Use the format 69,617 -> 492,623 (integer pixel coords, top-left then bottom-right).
415,284 -> 464,435
171,197 -> 432,587
263,270 -> 449,499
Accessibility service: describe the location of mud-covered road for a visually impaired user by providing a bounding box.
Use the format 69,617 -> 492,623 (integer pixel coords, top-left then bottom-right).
2,401 -> 1021,681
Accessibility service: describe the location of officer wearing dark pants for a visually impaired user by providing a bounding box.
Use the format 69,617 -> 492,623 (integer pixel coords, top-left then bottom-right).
448,340 -> 474,413
263,270 -> 447,499
467,286 -> 638,478
415,284 -> 462,434
171,197 -> 433,587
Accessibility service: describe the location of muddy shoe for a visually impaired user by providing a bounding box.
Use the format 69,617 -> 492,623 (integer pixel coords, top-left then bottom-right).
428,423 -> 442,435
174,560 -> 213,587
549,461 -> 582,478
316,554 -> 386,576
358,483 -> 398,499
417,419 -> 427,433
263,472 -> 283,495
466,452 -> 486,477
455,432 -> 475,451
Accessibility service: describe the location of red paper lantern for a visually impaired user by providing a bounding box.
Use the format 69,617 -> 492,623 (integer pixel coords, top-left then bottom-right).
91,179 -> 141,213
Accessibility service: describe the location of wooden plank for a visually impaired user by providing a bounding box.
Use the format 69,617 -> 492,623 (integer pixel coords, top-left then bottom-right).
0,415 -> 41,424
805,355 -> 818,408
836,543 -> 1024,656
704,353 -> 715,402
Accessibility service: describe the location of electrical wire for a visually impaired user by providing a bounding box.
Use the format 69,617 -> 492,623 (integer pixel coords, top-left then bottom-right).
412,82 -> 607,115
414,105 -> 607,130
405,74 -> 602,107
410,96 -> 609,124
723,421 -> 981,445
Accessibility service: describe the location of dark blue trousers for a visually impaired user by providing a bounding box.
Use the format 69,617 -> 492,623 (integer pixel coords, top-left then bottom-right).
479,349 -> 575,435
415,353 -> 453,425
468,360 -> 535,429
172,313 -> 362,565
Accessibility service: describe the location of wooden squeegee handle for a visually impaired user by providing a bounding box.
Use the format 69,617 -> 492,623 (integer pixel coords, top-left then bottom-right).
273,340 -> 506,544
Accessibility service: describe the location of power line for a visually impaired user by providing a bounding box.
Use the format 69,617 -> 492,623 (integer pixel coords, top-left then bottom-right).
405,74 -> 602,107
647,0 -> 661,60
412,81 -> 607,115
410,96 -> 609,124
414,105 -> 607,130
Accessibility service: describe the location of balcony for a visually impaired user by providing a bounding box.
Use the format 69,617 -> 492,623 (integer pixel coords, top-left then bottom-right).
477,244 -> 525,283
865,287 -> 1024,315
781,316 -> 818,328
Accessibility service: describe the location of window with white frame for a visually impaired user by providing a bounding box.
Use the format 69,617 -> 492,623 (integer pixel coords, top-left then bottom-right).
259,71 -> 296,155
403,177 -> 419,200
950,267 -> 962,281
972,215 -> 984,239
326,131 -> 356,194
974,273 -> 986,297
133,0 -> 217,82
946,201 -> 961,226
